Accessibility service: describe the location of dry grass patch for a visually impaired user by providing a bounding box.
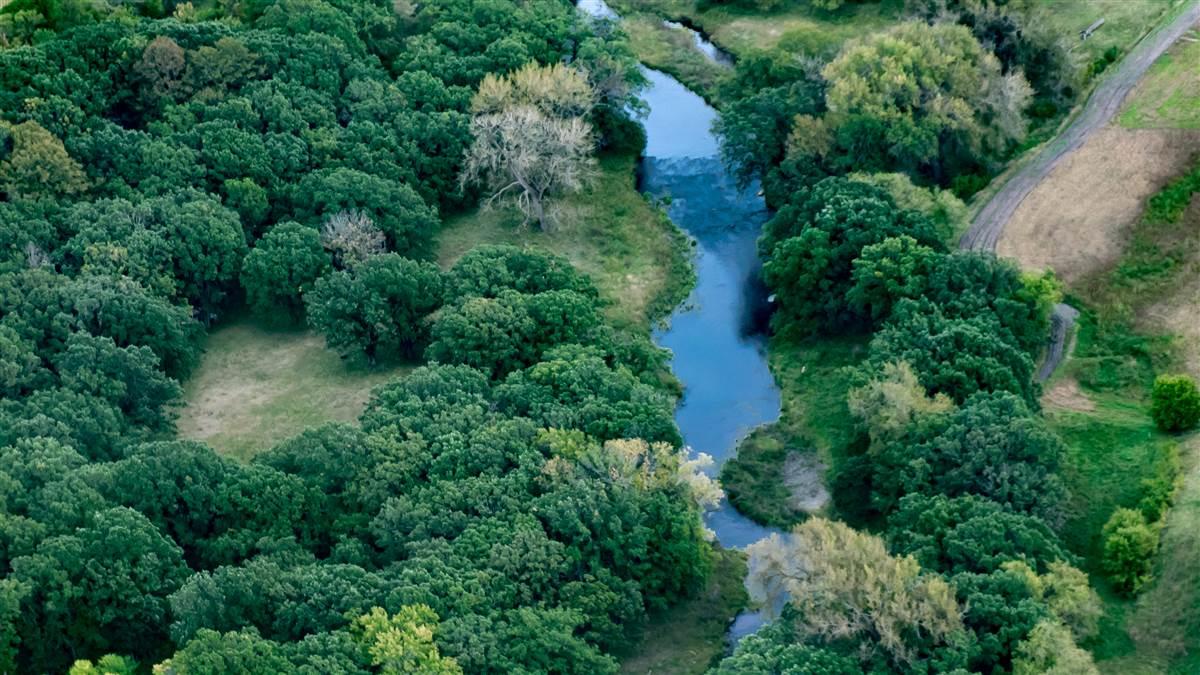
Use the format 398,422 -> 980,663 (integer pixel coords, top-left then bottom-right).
997,126 -> 1200,283
177,318 -> 409,460
1043,377 -> 1096,413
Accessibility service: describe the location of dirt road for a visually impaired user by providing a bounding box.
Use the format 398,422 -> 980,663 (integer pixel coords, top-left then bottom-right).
960,0 -> 1200,253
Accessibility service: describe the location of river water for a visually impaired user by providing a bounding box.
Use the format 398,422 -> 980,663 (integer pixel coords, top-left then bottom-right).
578,0 -> 785,643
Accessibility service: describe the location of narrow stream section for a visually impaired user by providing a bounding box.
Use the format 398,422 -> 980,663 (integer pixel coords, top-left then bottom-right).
579,0 -> 785,643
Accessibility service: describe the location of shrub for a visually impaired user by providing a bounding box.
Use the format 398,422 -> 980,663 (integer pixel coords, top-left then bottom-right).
1101,508 -> 1159,596
1150,374 -> 1200,432
1139,444 -> 1182,522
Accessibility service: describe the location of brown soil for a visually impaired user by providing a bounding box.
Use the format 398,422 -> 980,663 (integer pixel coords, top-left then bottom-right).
997,126 -> 1200,282
1041,377 -> 1096,413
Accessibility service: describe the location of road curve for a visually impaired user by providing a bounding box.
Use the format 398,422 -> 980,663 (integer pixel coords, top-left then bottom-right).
960,0 -> 1200,252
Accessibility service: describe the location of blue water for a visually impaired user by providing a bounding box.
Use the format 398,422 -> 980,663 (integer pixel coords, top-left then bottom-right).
581,0 -> 784,644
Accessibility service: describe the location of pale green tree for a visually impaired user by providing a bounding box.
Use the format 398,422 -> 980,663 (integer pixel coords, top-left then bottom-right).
351,606 -> 462,674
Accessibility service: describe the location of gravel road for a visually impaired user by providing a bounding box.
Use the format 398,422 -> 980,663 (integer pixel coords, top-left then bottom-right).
960,0 -> 1200,252
959,1 -> 1200,381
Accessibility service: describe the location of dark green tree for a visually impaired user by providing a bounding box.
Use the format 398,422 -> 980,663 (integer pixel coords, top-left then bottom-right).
241,221 -> 331,322
306,253 -> 444,363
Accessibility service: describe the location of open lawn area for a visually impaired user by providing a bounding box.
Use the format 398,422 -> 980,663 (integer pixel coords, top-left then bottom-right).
176,318 -> 410,460
1120,25 -> 1200,129
622,13 -> 732,104
438,151 -> 693,331
1044,154 -> 1200,671
1044,0 -> 1189,64
612,0 -> 902,59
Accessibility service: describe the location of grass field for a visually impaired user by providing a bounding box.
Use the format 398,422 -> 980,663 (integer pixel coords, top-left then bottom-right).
176,318 -> 410,460
1120,26 -> 1200,129
618,547 -> 747,673
720,334 -> 866,528
611,0 -> 902,59
1043,152 -> 1200,671
1044,0 -> 1189,64
613,0 -> 1175,64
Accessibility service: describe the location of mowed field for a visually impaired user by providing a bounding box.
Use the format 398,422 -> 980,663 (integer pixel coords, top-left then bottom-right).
177,151 -> 691,458
998,12 -> 1200,283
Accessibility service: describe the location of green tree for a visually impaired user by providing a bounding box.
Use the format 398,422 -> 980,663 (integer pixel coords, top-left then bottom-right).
861,297 -> 1038,406
445,244 -> 596,301
293,168 -> 439,259
868,392 -> 1067,521
68,654 -> 138,675
760,178 -> 943,333
10,507 -> 189,672
0,121 -> 88,199
350,606 -> 462,674
426,289 -> 599,379
1150,374 -> 1200,432
306,253 -> 444,363
847,235 -> 940,323
241,221 -> 332,322
888,494 -> 1072,575
1101,508 -> 1159,596
822,21 -> 1031,180
52,332 -> 181,430
160,628 -> 293,675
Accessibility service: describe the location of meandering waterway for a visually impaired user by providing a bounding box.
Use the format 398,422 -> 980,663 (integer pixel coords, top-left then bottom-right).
579,0 -> 786,643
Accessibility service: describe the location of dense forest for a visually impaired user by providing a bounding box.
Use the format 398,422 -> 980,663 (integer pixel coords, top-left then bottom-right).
2,0 -> 1196,672
0,0 -> 725,672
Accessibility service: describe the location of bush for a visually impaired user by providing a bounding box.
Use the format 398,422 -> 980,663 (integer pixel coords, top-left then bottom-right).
1139,444 -> 1181,522
1101,508 -> 1159,596
1150,374 -> 1200,432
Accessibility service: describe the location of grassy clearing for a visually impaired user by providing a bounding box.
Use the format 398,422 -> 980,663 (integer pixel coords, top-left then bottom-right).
720,335 -> 867,528
1096,436 -> 1200,674
618,546 -> 747,674
613,0 -> 1172,63
438,151 -> 694,332
176,318 -> 410,460
623,14 -> 731,105
1043,0 -> 1187,65
1120,27 -> 1200,130
1046,153 -> 1200,671
612,0 -> 902,59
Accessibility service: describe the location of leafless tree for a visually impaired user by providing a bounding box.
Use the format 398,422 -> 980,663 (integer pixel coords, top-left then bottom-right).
320,209 -> 385,268
461,64 -> 597,230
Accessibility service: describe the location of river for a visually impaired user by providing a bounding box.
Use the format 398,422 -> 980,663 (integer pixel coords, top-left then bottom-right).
578,0 -> 785,643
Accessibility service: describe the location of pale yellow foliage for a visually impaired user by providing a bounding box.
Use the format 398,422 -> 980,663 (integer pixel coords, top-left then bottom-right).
1002,560 -> 1102,641
1013,620 -> 1099,675
745,518 -> 962,667
848,361 -> 953,445
784,114 -> 832,160
472,62 -> 595,118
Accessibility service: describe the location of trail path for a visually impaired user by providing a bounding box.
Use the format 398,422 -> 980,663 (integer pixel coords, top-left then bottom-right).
960,1 -> 1200,381
960,0 -> 1200,252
